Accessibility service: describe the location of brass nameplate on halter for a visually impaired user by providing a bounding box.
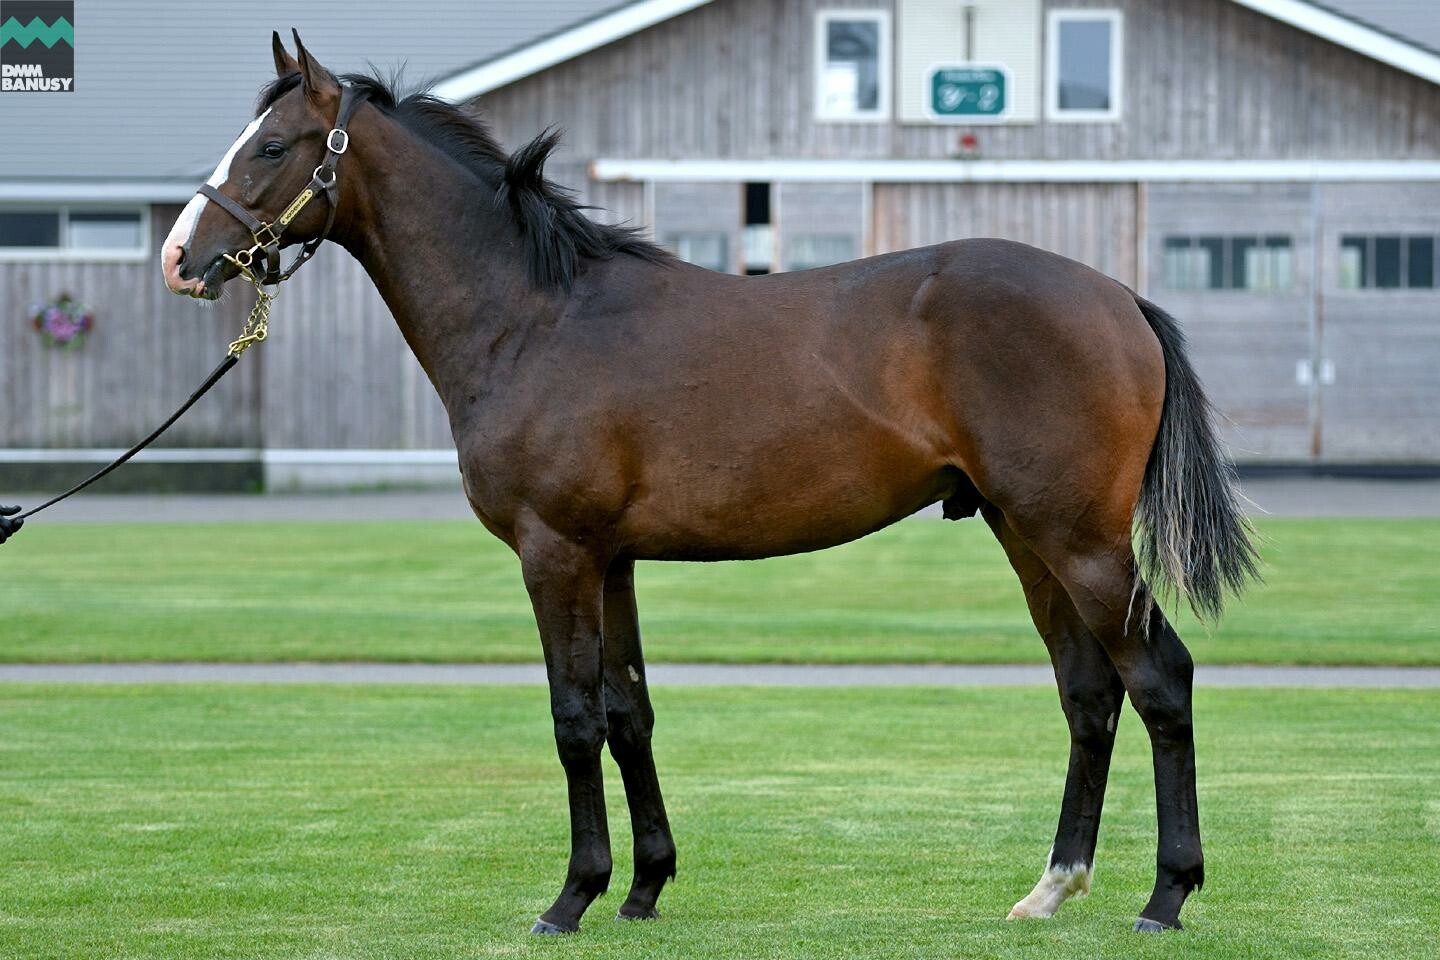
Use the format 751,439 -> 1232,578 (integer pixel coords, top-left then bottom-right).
278,188 -> 316,227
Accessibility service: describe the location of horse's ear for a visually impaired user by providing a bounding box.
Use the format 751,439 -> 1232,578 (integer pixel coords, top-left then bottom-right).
291,30 -> 340,107
272,31 -> 300,78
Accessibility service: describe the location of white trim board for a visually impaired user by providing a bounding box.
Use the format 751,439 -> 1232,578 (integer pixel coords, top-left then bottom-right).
0,449 -> 460,465
432,0 -> 715,101
1230,0 -> 1440,86
0,181 -> 198,203
590,158 -> 1440,183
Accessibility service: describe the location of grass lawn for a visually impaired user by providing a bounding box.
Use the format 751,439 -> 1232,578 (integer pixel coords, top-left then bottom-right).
2,518 -> 1437,665
0,684 -> 1436,959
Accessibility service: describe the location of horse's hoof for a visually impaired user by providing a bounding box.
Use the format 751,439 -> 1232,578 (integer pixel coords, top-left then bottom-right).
1134,917 -> 1178,933
530,918 -> 576,936
616,906 -> 660,921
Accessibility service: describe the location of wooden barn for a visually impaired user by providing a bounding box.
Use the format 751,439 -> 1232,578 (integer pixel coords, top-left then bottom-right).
3,0 -> 1438,489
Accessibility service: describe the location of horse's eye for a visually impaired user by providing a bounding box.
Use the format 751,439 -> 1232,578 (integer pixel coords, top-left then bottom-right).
261,141 -> 287,159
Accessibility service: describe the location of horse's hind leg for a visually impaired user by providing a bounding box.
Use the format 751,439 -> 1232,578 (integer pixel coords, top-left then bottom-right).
601,559 -> 677,920
981,505 -> 1126,920
1022,517 -> 1204,932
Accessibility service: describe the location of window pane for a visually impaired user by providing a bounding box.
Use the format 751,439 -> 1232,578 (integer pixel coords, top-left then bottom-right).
787,234 -> 855,271
1230,237 -> 1257,290
1339,236 -> 1367,289
1374,236 -> 1401,288
742,224 -> 773,271
664,232 -> 728,272
824,19 -> 879,115
1197,236 -> 1225,289
1266,236 -> 1293,292
1057,19 -> 1112,111
1407,236 -> 1434,289
67,211 -> 143,250
1162,237 -> 1191,289
0,210 -> 61,247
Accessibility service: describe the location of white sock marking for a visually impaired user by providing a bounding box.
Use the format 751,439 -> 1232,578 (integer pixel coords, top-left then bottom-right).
1007,857 -> 1092,920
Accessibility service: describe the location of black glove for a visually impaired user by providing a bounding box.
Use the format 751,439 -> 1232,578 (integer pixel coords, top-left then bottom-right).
0,505 -> 23,545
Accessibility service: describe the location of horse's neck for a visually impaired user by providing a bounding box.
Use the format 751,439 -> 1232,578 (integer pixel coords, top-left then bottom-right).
337,131 -> 553,408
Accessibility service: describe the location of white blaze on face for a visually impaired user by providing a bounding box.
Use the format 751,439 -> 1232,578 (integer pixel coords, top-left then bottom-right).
161,108 -> 272,295
1006,859 -> 1092,920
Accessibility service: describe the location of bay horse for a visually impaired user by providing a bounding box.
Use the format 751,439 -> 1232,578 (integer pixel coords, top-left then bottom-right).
161,34 -> 1258,936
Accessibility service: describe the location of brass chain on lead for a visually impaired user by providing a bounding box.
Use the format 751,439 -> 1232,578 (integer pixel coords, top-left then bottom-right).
226,269 -> 276,358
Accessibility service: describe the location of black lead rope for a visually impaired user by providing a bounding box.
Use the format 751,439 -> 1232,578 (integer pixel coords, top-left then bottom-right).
0,87 -> 361,547
0,87 -> 365,546
0,353 -> 242,544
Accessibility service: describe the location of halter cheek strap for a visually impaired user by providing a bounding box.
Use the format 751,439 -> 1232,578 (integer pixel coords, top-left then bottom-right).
197,84 -> 360,286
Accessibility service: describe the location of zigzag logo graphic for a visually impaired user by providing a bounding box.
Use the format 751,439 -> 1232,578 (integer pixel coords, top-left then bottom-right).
0,15 -> 73,49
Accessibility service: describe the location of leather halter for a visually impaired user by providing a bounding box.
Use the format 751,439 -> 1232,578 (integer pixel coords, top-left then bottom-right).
197,84 -> 361,286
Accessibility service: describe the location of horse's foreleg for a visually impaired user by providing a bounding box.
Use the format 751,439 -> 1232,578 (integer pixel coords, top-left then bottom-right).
602,559 -> 677,920
983,506 -> 1126,920
520,522 -> 612,935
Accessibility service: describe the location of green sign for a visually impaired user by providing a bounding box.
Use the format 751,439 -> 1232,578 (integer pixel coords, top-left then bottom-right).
929,66 -> 1007,118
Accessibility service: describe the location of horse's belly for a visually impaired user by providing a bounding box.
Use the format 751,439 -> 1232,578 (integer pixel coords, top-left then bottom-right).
617,436 -> 954,561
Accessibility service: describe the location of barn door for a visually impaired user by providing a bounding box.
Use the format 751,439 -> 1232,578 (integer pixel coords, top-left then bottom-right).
1145,184 -> 1317,463
775,182 -> 867,271
1315,184 -> 1440,462
651,181 -> 741,273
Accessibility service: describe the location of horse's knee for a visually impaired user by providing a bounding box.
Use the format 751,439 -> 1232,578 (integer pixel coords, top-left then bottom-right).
605,690 -> 654,758
1056,663 -> 1125,748
552,697 -> 607,765
1065,699 -> 1121,752
1120,624 -> 1195,743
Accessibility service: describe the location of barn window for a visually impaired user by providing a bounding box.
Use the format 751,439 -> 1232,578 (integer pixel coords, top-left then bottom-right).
1339,235 -> 1438,290
1162,235 -> 1292,292
0,206 -> 147,259
787,235 -> 857,271
663,232 -> 729,272
1047,10 -> 1123,122
815,10 -> 891,121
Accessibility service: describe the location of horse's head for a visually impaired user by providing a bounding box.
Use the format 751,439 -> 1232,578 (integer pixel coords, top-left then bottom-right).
162,32 -> 348,299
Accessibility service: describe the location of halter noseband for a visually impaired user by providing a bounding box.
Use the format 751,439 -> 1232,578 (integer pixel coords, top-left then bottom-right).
197,84 -> 361,286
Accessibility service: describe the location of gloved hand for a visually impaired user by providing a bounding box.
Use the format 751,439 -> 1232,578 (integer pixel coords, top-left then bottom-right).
0,505 -> 23,545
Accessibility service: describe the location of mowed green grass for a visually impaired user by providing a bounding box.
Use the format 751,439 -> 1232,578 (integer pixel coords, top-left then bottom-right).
0,684 -> 1436,959
2,518 -> 1437,665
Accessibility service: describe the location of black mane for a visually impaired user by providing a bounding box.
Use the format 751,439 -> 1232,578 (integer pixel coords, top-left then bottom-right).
257,72 -> 668,291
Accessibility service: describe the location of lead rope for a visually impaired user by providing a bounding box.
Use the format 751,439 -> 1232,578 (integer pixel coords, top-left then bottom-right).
0,274 -> 275,542
0,86 -> 361,544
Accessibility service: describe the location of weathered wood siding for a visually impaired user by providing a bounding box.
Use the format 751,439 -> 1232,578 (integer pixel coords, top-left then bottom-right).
1316,182 -> 1440,461
0,205 -> 262,449
873,181 -> 1138,284
0,207 -> 452,454
1144,183 -> 1318,461
6,0 -> 1438,466
257,249 -> 452,450
474,0 -> 1440,164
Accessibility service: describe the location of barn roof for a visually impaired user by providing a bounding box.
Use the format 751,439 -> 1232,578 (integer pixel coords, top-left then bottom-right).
1311,0 -> 1440,56
0,0 -> 635,186
0,0 -> 1436,195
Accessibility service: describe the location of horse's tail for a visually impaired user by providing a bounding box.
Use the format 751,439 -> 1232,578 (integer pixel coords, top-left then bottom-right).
1132,294 -> 1260,622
